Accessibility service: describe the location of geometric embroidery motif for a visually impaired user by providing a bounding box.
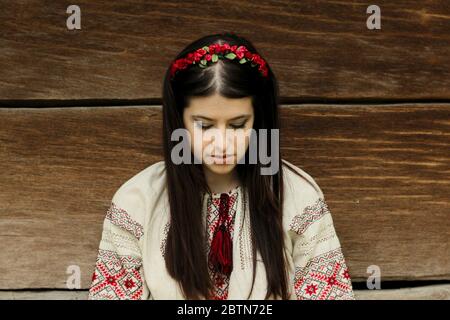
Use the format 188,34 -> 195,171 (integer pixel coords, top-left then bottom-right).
289,198 -> 331,236
106,202 -> 144,240
88,249 -> 144,300
205,189 -> 239,300
293,248 -> 354,300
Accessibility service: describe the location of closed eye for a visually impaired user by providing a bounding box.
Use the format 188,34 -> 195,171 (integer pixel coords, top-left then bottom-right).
229,122 -> 247,129
194,121 -> 247,130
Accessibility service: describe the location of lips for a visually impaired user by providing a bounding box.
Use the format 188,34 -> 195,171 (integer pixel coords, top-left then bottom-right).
209,154 -> 235,164
213,154 -> 234,159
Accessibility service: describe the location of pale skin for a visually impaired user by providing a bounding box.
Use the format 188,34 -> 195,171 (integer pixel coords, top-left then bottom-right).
183,92 -> 254,194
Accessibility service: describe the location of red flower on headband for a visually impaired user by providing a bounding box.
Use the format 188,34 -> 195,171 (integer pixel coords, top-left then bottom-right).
185,53 -> 195,64
196,48 -> 207,56
170,42 -> 269,79
235,46 -> 249,59
209,43 -> 221,54
221,43 -> 231,52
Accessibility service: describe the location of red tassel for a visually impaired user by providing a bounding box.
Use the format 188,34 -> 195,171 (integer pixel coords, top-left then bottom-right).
208,193 -> 233,276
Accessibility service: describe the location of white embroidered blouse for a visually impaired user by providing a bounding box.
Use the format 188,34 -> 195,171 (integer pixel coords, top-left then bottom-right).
88,159 -> 355,300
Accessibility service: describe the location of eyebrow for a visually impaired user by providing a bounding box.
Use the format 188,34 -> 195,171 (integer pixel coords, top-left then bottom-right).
191,114 -> 251,121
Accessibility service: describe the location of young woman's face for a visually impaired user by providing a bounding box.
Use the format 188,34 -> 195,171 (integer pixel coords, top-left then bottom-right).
182,92 -> 254,175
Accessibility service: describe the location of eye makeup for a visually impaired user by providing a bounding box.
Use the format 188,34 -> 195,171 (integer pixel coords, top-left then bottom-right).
195,122 -> 247,130
193,118 -> 249,130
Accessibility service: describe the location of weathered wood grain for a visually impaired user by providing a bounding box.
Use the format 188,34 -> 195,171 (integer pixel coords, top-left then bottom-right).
1,285 -> 449,300
354,284 -> 450,300
0,1 -> 449,100
280,104 -> 450,282
0,105 -> 449,289
0,106 -> 163,289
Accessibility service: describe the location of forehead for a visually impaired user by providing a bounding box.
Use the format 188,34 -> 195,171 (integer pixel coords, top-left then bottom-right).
185,93 -> 253,119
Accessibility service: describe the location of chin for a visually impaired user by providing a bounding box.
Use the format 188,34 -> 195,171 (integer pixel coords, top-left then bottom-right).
203,162 -> 237,175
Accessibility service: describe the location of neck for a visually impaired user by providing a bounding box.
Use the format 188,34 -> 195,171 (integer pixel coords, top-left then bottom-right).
203,167 -> 241,194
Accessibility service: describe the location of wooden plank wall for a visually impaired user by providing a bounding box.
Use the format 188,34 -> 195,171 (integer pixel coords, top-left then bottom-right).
0,1 -> 449,299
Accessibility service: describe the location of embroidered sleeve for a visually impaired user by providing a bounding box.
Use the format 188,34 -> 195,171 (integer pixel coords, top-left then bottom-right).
289,197 -> 355,300
88,202 -> 150,300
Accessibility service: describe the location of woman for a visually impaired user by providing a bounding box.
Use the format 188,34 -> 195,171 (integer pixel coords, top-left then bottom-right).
88,32 -> 355,300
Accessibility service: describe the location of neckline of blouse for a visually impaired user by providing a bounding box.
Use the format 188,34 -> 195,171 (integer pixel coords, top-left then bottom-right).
208,185 -> 241,198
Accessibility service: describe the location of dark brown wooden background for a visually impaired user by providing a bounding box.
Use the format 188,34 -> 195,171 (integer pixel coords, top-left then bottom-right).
0,0 -> 449,299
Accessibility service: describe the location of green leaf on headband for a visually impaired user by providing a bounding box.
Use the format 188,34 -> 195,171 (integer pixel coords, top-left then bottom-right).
225,53 -> 236,60
212,54 -> 218,62
200,59 -> 207,65
239,58 -> 247,64
198,63 -> 207,68
251,63 -> 257,67
202,46 -> 209,52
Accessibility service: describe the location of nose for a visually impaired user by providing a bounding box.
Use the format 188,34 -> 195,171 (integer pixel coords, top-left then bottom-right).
212,126 -> 233,156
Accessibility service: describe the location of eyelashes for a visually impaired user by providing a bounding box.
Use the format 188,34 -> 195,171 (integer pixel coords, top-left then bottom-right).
195,122 -> 247,130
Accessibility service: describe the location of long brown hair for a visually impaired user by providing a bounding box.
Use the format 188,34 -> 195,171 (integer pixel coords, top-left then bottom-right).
161,32 -> 289,299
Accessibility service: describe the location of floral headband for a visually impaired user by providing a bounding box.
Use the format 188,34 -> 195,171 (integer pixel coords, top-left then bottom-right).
169,43 -> 269,80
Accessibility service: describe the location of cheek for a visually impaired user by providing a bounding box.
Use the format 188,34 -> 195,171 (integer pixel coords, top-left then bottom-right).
241,120 -> 254,148
235,129 -> 251,154
237,131 -> 249,147
188,128 -> 212,159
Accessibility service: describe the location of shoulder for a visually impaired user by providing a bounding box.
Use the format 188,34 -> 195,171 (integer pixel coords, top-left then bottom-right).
113,160 -> 166,201
281,158 -> 324,207
281,159 -> 330,231
108,160 -> 167,237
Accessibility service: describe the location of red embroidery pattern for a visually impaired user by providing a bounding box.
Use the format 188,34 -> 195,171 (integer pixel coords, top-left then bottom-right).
289,198 -> 330,235
206,190 -> 238,300
293,248 -> 354,300
106,202 -> 144,240
89,249 -> 144,300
